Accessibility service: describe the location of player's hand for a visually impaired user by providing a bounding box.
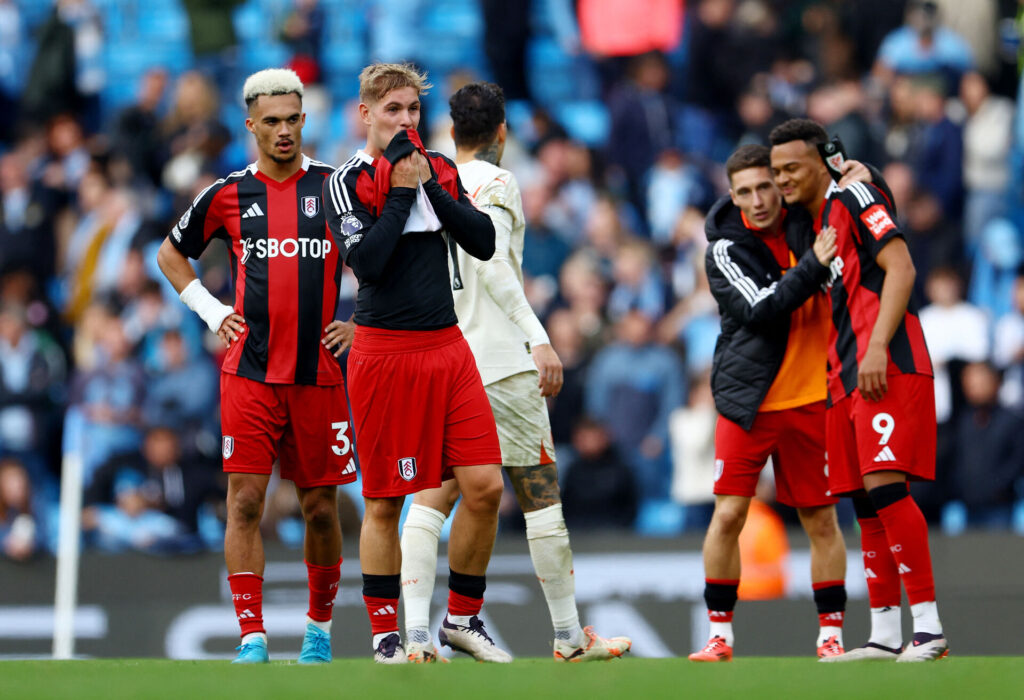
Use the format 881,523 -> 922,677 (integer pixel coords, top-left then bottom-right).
531,343 -> 563,397
391,153 -> 420,189
322,319 -> 355,357
218,313 -> 246,348
813,225 -> 838,266
858,343 -> 889,402
838,159 -> 871,188
415,150 -> 434,183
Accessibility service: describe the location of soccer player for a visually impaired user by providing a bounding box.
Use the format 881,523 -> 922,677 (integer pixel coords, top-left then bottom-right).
156,69 -> 356,664
769,119 -> 948,662
398,82 -> 632,663
691,144 -> 847,662
324,64 -> 507,664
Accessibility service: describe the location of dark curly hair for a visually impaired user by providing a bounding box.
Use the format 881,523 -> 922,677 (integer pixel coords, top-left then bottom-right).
449,82 -> 505,150
769,118 -> 828,147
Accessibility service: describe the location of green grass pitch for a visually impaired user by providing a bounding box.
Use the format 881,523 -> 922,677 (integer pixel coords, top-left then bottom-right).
2,658 -> 1022,700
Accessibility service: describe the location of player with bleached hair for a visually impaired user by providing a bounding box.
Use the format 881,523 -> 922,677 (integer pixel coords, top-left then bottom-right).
397,81 -> 632,663
158,68 -> 356,665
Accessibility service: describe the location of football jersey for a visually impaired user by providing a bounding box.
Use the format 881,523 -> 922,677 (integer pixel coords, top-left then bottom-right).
818,180 -> 933,402
453,160 -> 537,386
169,154 -> 344,386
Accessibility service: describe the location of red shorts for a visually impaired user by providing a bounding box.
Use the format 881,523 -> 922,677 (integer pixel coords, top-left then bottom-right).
714,401 -> 835,508
826,373 -> 936,496
347,325 -> 501,498
220,372 -> 357,488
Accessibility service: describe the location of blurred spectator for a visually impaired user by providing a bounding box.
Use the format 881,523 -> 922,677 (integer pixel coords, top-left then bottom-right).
521,183 -> 571,284
0,456 -> 40,560
668,372 -> 716,511
281,0 -> 325,83
874,0 -> 974,88
806,79 -> 880,166
953,362 -> 1024,527
586,310 -> 686,500
81,467 -> 184,553
907,74 -> 964,220
606,51 -> 678,221
546,308 -> 590,447
993,270 -> 1024,409
919,267 -> 990,425
933,0 -> 999,79
659,258 -> 720,377
557,251 -> 609,352
84,425 -> 221,540
161,72 -> 231,196
561,417 -> 638,530
480,0 -> 533,102
0,0 -> 23,141
0,149 -> 61,285
108,69 -> 169,189
68,311 -> 145,482
968,218 -> 1023,320
645,150 -> 708,245
142,328 -> 218,440
960,70 -> 1013,255
0,301 -> 66,483
182,0 -> 243,92
607,239 -> 666,322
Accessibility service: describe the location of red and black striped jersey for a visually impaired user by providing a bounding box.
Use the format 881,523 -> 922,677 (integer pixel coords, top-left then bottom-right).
818,180 -> 933,402
169,154 -> 344,386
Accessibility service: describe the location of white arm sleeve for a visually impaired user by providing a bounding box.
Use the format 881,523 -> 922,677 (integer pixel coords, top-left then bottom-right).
179,278 -> 234,333
472,204 -> 550,347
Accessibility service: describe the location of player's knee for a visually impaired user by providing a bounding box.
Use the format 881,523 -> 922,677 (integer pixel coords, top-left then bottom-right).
229,485 -> 264,524
363,497 -> 403,525
461,470 -> 504,514
712,502 -> 748,536
799,506 -> 840,541
303,498 -> 338,532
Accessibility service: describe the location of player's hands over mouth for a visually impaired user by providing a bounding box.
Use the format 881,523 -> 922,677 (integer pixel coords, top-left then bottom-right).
322,319 -> 355,357
218,313 -> 246,348
532,343 -> 563,397
415,150 -> 434,183
858,342 -> 889,402
837,159 -> 872,189
814,225 -> 838,266
391,152 -> 421,188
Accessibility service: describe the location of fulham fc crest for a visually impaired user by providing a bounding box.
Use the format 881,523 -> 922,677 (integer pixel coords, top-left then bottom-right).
222,436 -> 235,459
302,196 -> 320,218
398,457 -> 417,481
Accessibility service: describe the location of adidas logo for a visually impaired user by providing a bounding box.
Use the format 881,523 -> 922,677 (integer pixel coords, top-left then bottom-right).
372,605 -> 396,616
242,202 -> 265,219
874,446 -> 896,462
864,568 -> 877,579
341,458 -> 356,475
898,563 -> 912,574
238,609 -> 256,619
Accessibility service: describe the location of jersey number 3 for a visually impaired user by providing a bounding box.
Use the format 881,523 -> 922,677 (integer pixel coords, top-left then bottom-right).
332,421 -> 351,456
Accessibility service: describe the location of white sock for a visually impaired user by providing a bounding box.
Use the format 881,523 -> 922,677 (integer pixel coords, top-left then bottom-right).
241,632 -> 267,646
446,613 -> 472,626
817,625 -> 843,647
372,631 -> 399,649
709,621 -> 734,647
400,504 -> 446,634
910,600 -> 943,636
868,605 -> 902,649
306,616 -> 331,633
524,504 -> 583,644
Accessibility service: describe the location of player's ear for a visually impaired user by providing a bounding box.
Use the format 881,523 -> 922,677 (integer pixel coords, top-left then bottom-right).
450,125 -> 455,141
497,122 -> 507,145
729,188 -> 738,206
359,102 -> 371,125
245,117 -> 255,135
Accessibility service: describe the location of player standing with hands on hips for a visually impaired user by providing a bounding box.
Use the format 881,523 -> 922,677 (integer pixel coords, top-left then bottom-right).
157,69 -> 356,665
397,82 -> 631,663
324,63 -> 507,664
770,119 -> 947,662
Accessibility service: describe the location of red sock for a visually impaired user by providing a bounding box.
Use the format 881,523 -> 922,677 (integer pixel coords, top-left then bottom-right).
228,572 -> 265,638
363,596 -> 398,636
708,610 -> 734,623
306,558 -> 341,623
875,495 -> 936,604
858,517 -> 901,607
447,590 -> 483,617
812,580 -> 846,626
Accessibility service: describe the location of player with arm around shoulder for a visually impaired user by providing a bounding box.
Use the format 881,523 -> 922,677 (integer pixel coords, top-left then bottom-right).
770,118 -> 947,662
397,82 -> 631,663
156,69 -> 355,665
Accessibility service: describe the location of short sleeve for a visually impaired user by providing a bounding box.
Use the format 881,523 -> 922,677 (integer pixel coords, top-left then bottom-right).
169,183 -> 224,260
846,182 -> 903,260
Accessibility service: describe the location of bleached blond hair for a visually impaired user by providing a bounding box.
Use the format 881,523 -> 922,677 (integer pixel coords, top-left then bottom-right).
358,63 -> 431,105
242,68 -> 304,109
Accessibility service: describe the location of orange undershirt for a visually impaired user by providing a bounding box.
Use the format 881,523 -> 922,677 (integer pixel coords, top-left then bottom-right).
741,210 -> 829,412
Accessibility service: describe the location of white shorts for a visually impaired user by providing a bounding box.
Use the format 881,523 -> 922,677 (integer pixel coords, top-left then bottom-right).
485,371 -> 557,467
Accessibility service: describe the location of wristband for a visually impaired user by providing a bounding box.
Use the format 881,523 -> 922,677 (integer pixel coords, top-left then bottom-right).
179,278 -> 234,333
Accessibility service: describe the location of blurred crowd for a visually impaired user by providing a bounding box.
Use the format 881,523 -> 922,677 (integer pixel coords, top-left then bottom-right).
2,0 -> 1024,560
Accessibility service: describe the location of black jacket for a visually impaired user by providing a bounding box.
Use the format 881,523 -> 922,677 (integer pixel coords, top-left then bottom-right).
705,197 -> 830,429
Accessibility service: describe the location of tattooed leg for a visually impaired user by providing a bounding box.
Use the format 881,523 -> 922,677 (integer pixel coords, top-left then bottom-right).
507,463 -> 561,513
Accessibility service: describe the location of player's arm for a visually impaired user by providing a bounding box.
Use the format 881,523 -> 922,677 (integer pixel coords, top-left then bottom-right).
859,237 -> 915,402
157,190 -> 244,348
325,160 -> 416,284
471,192 -> 562,396
705,226 -> 837,330
419,154 -> 495,261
